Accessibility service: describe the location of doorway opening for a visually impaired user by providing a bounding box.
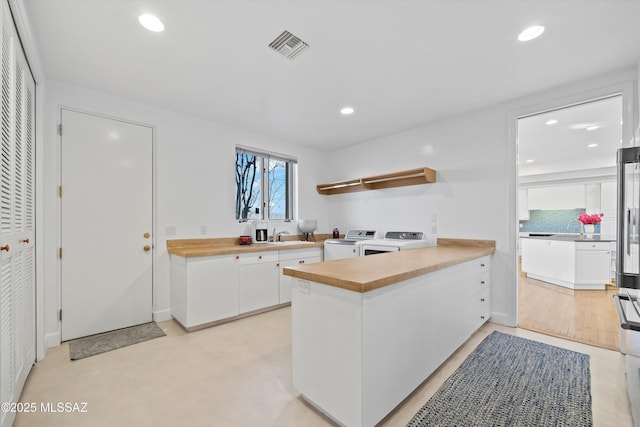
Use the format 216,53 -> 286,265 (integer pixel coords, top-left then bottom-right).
516,94 -> 622,350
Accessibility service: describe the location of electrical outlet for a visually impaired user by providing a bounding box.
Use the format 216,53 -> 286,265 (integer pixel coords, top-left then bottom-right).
296,280 -> 310,294
200,225 -> 207,235
431,224 -> 437,234
165,226 -> 176,235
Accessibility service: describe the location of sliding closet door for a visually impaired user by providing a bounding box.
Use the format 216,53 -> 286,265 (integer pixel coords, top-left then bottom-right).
0,1 -> 36,426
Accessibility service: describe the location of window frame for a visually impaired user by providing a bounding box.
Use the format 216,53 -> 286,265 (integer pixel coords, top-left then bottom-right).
235,146 -> 296,222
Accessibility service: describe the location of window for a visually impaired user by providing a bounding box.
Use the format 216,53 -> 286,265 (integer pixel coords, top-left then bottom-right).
235,147 -> 295,221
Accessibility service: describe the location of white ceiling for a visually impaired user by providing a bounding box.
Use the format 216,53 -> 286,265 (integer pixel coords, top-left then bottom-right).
518,95 -> 622,177
23,0 -> 640,151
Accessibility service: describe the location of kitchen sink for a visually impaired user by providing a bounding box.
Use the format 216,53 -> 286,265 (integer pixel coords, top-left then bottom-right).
268,240 -> 316,246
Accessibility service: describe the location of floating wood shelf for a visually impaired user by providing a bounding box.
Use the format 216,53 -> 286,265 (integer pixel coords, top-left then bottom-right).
316,167 -> 436,195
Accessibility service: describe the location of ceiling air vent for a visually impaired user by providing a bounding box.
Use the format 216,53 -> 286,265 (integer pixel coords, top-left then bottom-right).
269,30 -> 309,59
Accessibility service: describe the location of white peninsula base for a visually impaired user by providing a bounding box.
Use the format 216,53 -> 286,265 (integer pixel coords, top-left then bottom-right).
291,256 -> 491,427
521,237 -> 611,290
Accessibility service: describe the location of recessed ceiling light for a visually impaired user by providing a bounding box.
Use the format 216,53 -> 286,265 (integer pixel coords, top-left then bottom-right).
586,126 -> 599,131
525,159 -> 534,163
545,119 -> 558,125
340,107 -> 354,115
518,25 -> 545,42
587,143 -> 598,148
139,14 -> 164,32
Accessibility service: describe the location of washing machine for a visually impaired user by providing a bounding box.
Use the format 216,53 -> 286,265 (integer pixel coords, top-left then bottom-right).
323,229 -> 378,261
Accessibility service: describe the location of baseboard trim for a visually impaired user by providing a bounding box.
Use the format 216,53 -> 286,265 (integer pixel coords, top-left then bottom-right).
45,331 -> 61,348
153,309 -> 172,323
490,311 -> 516,327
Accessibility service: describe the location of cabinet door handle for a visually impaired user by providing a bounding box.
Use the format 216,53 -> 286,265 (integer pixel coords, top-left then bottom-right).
481,316 -> 485,320
22,238 -> 29,244
1,244 -> 9,252
480,263 -> 485,267
480,298 -> 485,302
258,255 -> 262,260
235,256 -> 239,260
276,263 -> 280,267
480,280 -> 485,284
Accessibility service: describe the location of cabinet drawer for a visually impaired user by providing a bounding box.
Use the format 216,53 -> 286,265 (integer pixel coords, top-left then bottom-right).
279,247 -> 323,261
475,271 -> 490,293
475,287 -> 490,311
476,256 -> 490,273
476,287 -> 491,324
237,252 -> 278,265
575,241 -> 610,251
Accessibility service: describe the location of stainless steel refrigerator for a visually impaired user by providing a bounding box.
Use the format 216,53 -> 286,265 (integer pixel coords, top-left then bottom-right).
615,146 -> 640,427
617,146 -> 640,290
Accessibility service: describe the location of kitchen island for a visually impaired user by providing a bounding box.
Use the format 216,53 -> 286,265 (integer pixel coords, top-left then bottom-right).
283,238 -> 495,427
521,234 -> 614,290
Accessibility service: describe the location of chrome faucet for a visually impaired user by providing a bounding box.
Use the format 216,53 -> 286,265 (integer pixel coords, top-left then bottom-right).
567,220 -> 583,236
275,230 -> 290,242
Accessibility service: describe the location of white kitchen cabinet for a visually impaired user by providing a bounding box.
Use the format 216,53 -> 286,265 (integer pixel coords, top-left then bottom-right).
170,254 -> 239,329
527,185 -> 585,210
170,246 -> 323,330
575,242 -> 611,286
238,252 -> 279,313
518,189 -> 529,220
600,181 -> 617,238
278,248 -> 323,303
521,238 -> 610,290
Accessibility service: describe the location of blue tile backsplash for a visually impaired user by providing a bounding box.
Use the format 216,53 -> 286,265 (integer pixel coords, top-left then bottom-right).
520,209 -> 601,233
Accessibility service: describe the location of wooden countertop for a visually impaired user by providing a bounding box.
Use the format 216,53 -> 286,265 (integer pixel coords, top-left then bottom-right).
283,238 -> 495,293
167,235 -> 327,258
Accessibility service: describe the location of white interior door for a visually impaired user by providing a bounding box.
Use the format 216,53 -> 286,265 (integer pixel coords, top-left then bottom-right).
61,109 -> 153,341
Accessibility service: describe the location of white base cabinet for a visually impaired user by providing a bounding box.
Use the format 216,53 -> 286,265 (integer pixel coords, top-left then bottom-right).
278,248 -> 323,303
521,238 -> 611,290
170,254 -> 240,329
170,247 -> 323,330
292,256 -> 491,427
238,252 -> 279,313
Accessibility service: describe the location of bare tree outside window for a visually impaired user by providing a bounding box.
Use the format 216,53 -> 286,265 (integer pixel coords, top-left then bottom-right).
268,159 -> 287,219
235,152 -> 261,220
235,148 -> 294,221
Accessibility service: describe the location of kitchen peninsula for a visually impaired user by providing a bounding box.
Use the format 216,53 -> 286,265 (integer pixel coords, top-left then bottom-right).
521,234 -> 614,290
283,238 -> 495,427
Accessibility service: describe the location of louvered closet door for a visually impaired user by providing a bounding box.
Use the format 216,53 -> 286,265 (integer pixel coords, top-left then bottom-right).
0,1 -> 36,427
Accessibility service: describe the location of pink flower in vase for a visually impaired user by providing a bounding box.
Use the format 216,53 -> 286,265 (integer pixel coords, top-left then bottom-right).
577,212 -> 604,225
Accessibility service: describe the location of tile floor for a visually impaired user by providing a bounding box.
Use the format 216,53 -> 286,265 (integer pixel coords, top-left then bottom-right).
16,307 -> 633,426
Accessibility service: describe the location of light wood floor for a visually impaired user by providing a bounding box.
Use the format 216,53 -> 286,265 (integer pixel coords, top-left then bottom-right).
518,266 -> 621,351
15,307 -> 632,427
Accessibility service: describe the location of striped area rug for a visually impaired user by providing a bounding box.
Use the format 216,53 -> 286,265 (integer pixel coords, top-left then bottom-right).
407,331 -> 592,427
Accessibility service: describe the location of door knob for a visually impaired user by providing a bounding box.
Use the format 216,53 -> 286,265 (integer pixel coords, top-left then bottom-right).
143,245 -> 151,252
143,232 -> 150,239
1,244 -> 9,252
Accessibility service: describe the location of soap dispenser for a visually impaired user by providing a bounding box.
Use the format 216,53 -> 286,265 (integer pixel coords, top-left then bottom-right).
333,226 -> 339,239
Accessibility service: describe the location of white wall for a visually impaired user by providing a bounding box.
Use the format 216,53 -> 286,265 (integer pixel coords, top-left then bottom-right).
326,66 -> 639,327
41,80 -> 329,347
326,105 -> 517,325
